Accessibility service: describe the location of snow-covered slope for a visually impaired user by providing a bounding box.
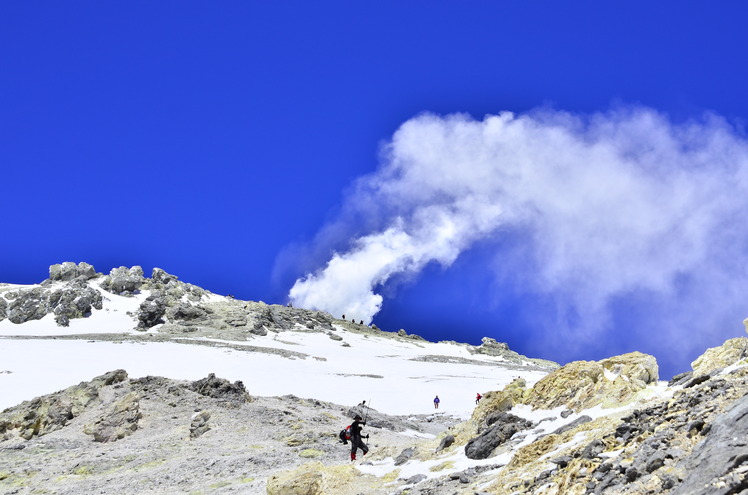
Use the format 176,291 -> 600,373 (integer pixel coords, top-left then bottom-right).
0,268 -> 553,418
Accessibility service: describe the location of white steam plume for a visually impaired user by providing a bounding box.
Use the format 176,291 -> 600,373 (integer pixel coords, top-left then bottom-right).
288,107 -> 748,365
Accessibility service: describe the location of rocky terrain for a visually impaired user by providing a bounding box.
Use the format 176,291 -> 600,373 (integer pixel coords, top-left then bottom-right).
1,263 -> 748,494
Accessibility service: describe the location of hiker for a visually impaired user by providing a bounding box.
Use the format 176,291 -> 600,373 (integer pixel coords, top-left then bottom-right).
350,414 -> 369,461
434,395 -> 440,409
342,314 -> 346,320
476,393 -> 482,404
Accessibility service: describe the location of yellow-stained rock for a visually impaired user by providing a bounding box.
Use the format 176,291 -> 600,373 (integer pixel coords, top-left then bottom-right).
524,352 -> 658,412
691,337 -> 748,376
471,378 -> 527,425
266,462 -> 381,495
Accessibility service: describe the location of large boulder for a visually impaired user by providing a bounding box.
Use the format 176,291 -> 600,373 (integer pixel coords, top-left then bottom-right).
151,267 -> 179,285
100,266 -> 145,295
137,293 -> 167,329
6,287 -> 49,323
189,373 -> 252,404
691,337 -> 748,376
524,352 -> 659,412
49,283 -> 104,326
464,412 -> 533,459
48,262 -> 98,282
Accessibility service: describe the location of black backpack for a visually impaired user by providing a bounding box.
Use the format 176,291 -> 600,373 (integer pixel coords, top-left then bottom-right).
338,425 -> 351,444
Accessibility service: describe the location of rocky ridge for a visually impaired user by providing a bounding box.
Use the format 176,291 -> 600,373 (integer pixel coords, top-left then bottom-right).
0,262 -> 550,368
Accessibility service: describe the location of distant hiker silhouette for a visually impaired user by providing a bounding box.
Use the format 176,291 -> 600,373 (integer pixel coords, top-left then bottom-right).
476,393 -> 482,404
342,314 -> 346,320
434,396 -> 440,409
349,414 -> 368,461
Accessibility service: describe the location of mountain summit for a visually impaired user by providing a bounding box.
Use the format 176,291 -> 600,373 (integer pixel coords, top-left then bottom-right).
1,262 -> 747,494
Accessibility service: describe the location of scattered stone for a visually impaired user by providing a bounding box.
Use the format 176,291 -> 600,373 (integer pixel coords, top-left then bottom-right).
190,410 -> 211,438
189,373 -> 251,404
435,434 -> 455,453
394,447 -> 416,466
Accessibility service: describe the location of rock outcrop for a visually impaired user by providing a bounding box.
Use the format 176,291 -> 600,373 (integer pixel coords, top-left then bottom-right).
525,351 -> 658,413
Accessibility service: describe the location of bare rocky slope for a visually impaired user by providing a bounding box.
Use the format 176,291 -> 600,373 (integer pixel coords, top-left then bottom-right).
1,263 -> 748,494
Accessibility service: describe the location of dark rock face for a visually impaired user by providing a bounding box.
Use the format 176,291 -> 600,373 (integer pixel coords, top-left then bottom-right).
514,365 -> 748,495
137,293 -> 167,329
2,263 -> 104,326
465,412 -> 533,459
49,282 -> 104,326
189,373 -> 251,404
672,393 -> 748,495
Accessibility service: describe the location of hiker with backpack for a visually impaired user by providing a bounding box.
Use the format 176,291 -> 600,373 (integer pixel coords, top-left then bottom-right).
348,414 -> 368,461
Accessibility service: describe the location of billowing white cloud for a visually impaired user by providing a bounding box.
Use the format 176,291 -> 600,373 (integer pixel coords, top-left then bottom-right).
288,107 -> 748,367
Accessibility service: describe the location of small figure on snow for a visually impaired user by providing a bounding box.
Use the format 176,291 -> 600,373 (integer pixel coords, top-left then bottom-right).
434,395 -> 440,409
350,414 -> 369,461
476,393 -> 482,404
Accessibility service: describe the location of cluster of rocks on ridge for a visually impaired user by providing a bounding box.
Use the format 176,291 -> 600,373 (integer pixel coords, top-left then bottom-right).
0,262 -> 551,370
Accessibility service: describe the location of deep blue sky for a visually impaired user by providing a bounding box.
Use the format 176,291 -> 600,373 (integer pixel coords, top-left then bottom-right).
3,2 -> 748,378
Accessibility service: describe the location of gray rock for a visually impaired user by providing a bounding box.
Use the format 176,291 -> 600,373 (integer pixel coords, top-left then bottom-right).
137,293 -> 167,329
395,447 -> 416,466
0,296 -> 7,321
581,439 -> 606,459
465,412 -> 533,459
48,262 -> 98,282
49,283 -> 103,326
101,266 -> 145,295
167,302 -> 207,322
672,393 -> 748,495
151,267 -> 179,284
551,415 -> 592,436
435,434 -> 455,452
7,287 -> 49,323
190,410 -> 211,438
189,373 -> 251,403
404,474 -> 427,485
668,371 -> 693,387
83,392 -> 142,442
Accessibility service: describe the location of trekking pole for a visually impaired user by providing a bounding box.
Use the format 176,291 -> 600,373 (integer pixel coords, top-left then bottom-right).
364,398 -> 371,439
